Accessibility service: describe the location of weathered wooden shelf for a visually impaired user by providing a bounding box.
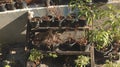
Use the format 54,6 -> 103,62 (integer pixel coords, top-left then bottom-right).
56,51 -> 90,55
40,50 -> 90,55
27,19 -> 95,67
31,26 -> 91,32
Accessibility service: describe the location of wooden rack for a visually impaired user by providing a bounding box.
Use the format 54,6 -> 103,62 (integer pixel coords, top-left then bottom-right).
26,19 -> 95,67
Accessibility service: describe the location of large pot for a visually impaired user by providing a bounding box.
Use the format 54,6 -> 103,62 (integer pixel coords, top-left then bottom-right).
95,44 -> 113,56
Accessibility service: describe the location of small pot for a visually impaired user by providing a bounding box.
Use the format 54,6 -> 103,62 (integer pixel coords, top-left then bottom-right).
5,3 -> 15,10
0,4 -> 6,12
40,16 -> 51,27
60,20 -> 66,27
30,17 -> 41,28
50,16 -> 65,27
75,16 -> 87,27
14,2 -> 25,9
50,17 -> 59,27
61,16 -> 73,27
59,39 -> 77,51
78,19 -> 87,27
30,21 -> 38,28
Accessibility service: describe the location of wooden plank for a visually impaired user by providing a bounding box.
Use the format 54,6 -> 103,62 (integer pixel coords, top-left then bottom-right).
90,45 -> 95,67
56,51 -> 90,55
40,50 -> 90,55
31,27 -> 90,32
32,27 -> 90,30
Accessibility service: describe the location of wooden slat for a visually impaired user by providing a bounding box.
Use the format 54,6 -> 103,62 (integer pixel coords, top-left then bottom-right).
56,51 -> 90,55
31,27 -> 90,32
40,50 -> 90,55
90,45 -> 95,67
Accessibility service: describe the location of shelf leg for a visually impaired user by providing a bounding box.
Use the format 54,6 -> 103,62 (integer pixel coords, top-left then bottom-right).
90,45 -> 95,67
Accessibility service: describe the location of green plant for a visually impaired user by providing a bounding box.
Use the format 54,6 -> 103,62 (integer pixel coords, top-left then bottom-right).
103,60 -> 120,67
48,53 -> 58,58
103,4 -> 120,43
69,0 -> 105,26
75,55 -> 90,67
89,29 -> 112,51
29,48 -> 43,62
104,4 -> 120,30
3,60 -> 11,67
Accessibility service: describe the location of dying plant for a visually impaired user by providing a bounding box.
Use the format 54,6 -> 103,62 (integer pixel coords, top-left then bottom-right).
47,6 -> 63,18
43,30 -> 63,50
76,37 -> 88,46
46,5 -> 65,25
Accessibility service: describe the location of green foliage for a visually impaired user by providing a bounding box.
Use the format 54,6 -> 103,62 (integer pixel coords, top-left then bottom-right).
69,0 -> 106,25
29,49 -> 43,62
48,53 -> 58,58
103,4 -> 120,31
103,60 -> 120,67
4,65 -> 11,67
75,55 -> 90,67
103,4 -> 120,42
3,60 -> 12,67
89,29 -> 112,50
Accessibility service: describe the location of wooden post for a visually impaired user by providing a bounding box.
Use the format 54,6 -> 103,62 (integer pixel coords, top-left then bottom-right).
90,45 -> 95,67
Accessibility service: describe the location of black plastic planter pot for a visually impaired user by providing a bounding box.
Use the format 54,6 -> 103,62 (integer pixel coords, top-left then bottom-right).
40,16 -> 51,27
92,0 -> 108,3
61,19 -> 72,27
30,17 -> 41,28
78,19 -> 87,27
30,21 -> 38,28
50,20 -> 59,27
63,15 -> 76,27
59,0 -> 71,5
0,4 -> 6,12
5,3 -> 15,10
95,44 -> 113,56
50,16 -> 65,27
14,2 -> 25,9
58,39 -> 82,51
40,21 -> 50,27
58,42 -> 89,51
58,43 -> 73,51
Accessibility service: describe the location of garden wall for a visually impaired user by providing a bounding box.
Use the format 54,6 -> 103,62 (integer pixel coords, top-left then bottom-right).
0,5 -> 69,44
